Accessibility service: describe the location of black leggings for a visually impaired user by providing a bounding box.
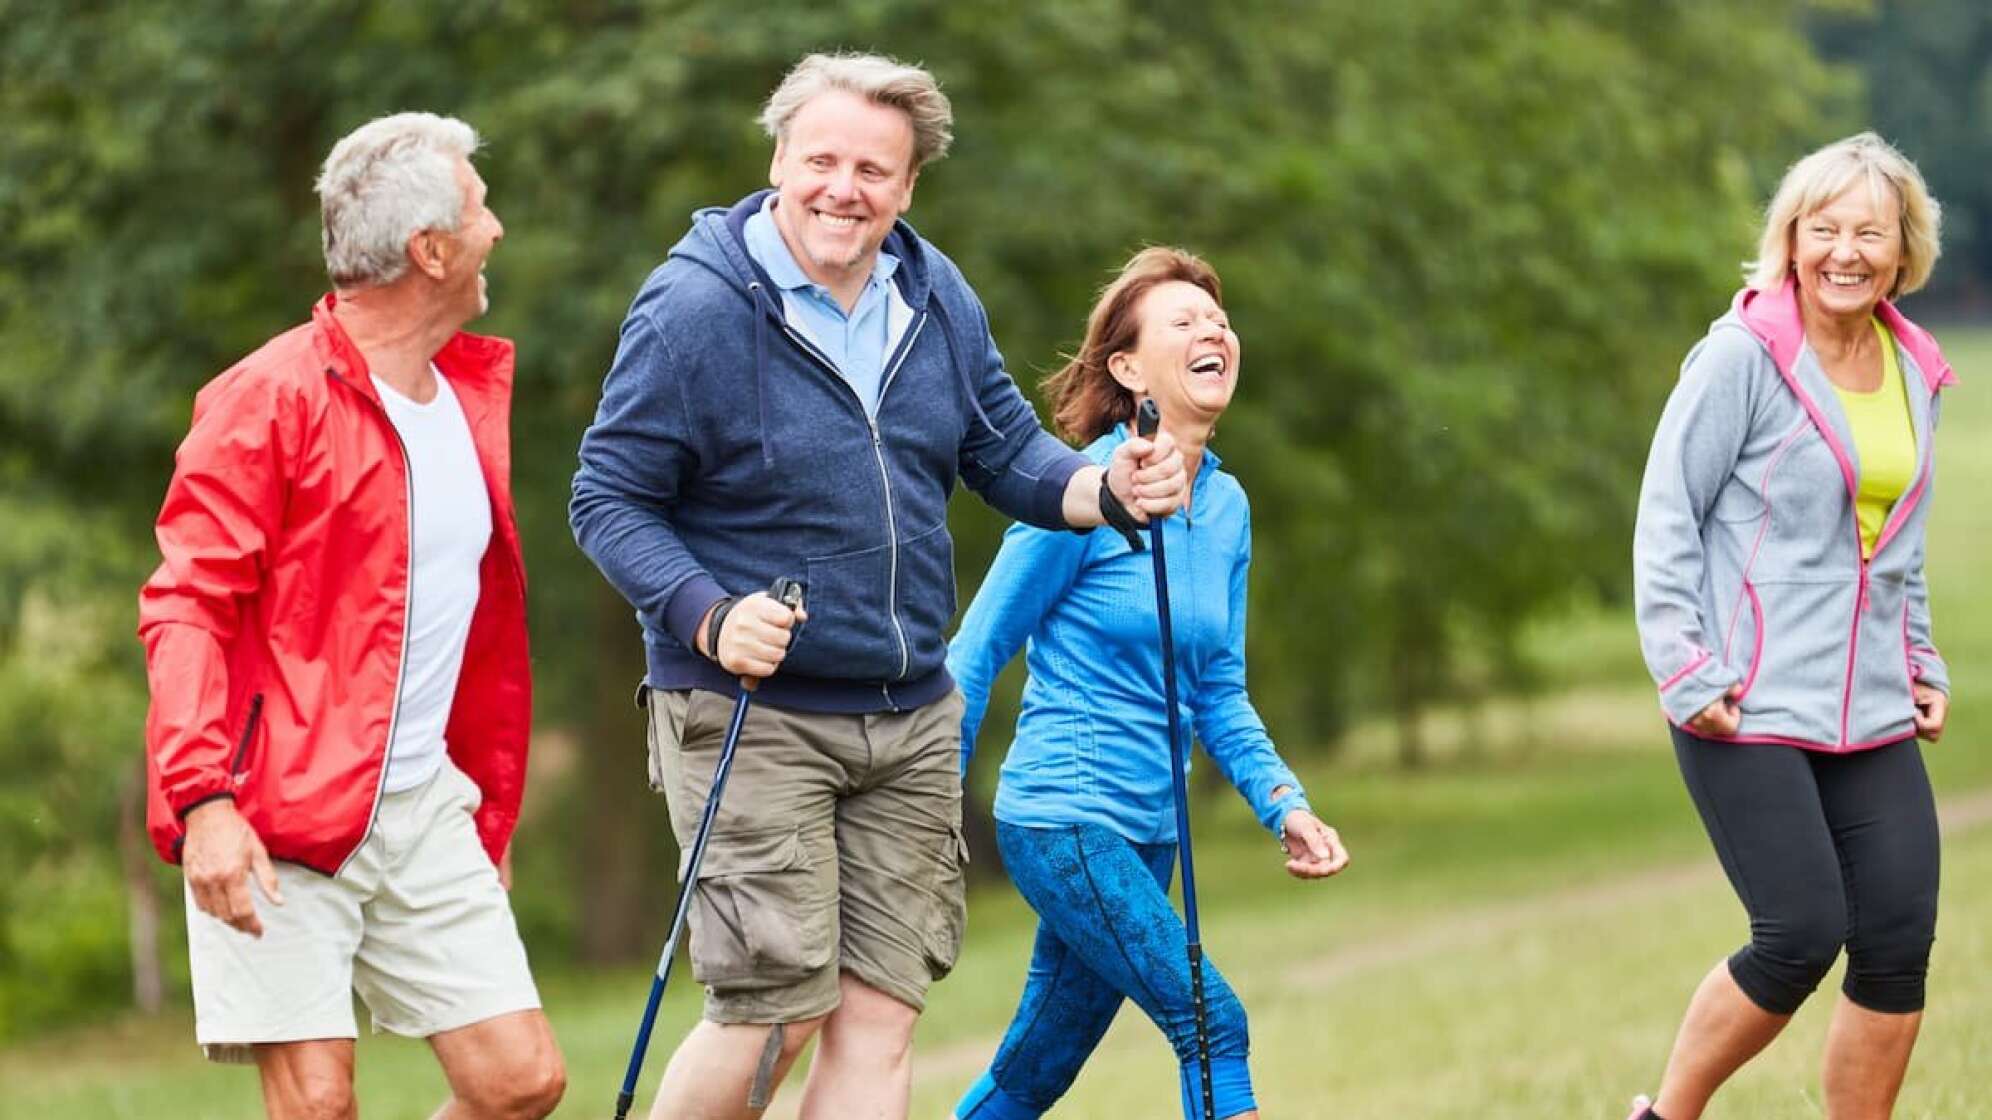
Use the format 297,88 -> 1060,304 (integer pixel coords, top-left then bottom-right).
1672,728 -> 1940,1015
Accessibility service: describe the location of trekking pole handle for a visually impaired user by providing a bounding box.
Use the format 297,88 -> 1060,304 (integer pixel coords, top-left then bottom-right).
770,577 -> 805,612
738,578 -> 806,693
1094,399 -> 1163,553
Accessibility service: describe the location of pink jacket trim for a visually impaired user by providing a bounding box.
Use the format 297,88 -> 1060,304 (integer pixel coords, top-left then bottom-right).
1736,279 -> 1959,394
1660,650 -> 1712,692
1736,582 -> 1765,701
1666,715 -> 1913,755
1874,299 -> 1959,392
1732,281 -> 1859,501
1734,279 -> 1948,560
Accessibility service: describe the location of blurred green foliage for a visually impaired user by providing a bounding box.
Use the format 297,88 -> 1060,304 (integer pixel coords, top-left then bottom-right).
1813,0 -> 1992,309
1,0 -> 1850,1037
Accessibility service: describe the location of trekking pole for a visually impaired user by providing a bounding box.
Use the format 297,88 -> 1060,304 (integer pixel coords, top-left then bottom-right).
613,576 -> 806,1120
1136,399 -> 1215,1120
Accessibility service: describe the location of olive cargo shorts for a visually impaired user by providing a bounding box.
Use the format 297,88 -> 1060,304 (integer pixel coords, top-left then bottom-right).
644,686 -> 969,1023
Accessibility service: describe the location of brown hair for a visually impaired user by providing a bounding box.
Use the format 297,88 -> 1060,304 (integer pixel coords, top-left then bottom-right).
1042,246 -> 1224,444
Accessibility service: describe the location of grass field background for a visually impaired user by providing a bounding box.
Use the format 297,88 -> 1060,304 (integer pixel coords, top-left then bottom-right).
7,330 -> 1991,1118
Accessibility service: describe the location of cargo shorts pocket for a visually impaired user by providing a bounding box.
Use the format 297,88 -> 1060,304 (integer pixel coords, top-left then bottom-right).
688,826 -> 834,991
642,687 -> 693,795
921,827 -> 971,979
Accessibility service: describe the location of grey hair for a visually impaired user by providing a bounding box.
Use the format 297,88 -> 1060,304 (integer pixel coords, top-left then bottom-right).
315,112 -> 481,288
759,52 -> 953,170
1745,131 -> 1943,299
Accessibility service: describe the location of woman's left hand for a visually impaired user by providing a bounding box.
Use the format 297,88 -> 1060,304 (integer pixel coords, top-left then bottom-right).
1913,682 -> 1949,742
1280,810 -> 1350,879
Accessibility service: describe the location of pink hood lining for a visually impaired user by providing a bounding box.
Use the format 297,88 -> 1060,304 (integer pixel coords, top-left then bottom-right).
1733,278 -> 1958,393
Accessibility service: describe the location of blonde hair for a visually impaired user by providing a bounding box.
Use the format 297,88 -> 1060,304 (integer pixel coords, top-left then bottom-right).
1041,247 -> 1224,444
759,52 -> 953,170
1745,131 -> 1942,299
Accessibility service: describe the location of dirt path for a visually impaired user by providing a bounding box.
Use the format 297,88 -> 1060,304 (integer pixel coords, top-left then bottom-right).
760,786 -> 1992,1118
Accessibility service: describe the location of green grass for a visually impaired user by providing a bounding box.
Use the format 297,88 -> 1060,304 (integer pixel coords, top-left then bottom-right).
7,328 -> 1992,1117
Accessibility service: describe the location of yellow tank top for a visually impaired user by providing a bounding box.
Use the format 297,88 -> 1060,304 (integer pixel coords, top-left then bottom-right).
1831,319 -> 1917,558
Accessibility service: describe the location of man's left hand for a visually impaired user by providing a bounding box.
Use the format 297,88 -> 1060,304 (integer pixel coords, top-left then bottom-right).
1106,429 -> 1186,520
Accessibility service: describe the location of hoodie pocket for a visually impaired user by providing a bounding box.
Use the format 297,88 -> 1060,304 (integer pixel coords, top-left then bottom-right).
798,539 -> 899,680
894,522 -> 957,672
1849,574 -> 1918,739
1730,582 -> 1765,704
1745,578 -> 1857,741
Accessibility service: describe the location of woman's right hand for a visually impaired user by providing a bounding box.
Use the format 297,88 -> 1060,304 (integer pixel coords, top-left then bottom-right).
1279,810 -> 1350,880
1686,683 -> 1744,737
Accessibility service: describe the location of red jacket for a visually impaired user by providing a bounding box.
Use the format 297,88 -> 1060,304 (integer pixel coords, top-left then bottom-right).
140,296 -> 531,874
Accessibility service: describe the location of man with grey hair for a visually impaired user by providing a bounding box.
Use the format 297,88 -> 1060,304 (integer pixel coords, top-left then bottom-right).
140,111 -> 564,1119
573,52 -> 1185,1119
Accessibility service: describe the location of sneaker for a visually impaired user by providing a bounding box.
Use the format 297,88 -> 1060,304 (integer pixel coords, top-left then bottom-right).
1625,1095 -> 1654,1120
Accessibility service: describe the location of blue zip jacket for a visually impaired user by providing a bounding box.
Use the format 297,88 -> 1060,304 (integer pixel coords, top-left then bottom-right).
571,192 -> 1086,712
950,428 -> 1311,843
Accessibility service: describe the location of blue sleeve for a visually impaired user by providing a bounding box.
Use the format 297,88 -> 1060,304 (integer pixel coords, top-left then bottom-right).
947,519 -> 1089,774
568,289 -> 728,650
935,255 -> 1088,529
1190,500 -> 1309,836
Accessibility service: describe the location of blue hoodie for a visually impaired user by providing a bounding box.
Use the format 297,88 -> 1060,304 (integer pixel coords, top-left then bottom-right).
572,192 -> 1087,713
950,428 -> 1311,843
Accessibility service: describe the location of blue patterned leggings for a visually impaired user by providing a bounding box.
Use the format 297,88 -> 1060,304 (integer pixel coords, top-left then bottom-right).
956,821 -> 1255,1120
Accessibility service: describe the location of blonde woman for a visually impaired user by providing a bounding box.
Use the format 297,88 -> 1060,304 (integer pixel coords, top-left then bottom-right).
1629,133 -> 1955,1119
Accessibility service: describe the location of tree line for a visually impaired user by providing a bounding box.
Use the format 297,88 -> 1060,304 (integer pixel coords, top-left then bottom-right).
0,0 -> 1875,1036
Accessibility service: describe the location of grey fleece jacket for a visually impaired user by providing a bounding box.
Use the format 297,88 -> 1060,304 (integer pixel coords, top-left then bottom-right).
1633,280 -> 1954,752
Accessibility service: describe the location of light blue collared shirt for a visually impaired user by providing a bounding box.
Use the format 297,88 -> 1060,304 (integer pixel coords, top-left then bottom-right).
743,196 -> 906,416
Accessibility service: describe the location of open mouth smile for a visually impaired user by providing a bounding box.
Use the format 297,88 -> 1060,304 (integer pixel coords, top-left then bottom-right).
1188,354 -> 1228,378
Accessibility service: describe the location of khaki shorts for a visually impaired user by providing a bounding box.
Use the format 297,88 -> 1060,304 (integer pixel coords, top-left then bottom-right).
645,686 -> 968,1024
185,760 -> 541,1063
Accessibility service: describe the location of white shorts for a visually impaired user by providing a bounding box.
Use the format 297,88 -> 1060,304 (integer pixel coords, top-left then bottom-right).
186,759 -> 541,1063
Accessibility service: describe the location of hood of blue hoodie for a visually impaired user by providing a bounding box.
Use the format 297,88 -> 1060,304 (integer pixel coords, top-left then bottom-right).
669,191 -> 991,462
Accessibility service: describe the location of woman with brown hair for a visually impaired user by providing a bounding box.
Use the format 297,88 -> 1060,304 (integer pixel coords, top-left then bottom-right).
948,247 -> 1349,1120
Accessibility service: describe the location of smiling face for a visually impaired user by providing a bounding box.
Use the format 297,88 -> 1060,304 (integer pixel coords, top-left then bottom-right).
1792,180 -> 1902,325
769,89 -> 919,292
436,156 -> 503,320
1110,280 -> 1240,427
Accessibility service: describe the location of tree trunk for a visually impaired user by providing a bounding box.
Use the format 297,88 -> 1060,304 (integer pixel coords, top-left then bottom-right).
1391,613 -> 1434,771
1394,686 -> 1426,770
118,758 -> 163,1013
576,582 -> 668,963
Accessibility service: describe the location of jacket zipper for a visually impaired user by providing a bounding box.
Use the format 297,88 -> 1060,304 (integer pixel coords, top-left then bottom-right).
230,693 -> 265,774
1835,415 -> 1930,749
772,310 -> 929,685
331,376 -> 417,877
1839,538 -> 1865,749
1792,357 -> 1928,750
